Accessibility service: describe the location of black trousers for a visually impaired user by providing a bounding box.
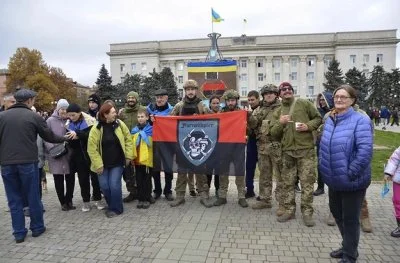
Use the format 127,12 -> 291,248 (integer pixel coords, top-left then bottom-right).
136,165 -> 152,202
329,188 -> 366,263
53,174 -> 75,206
206,174 -> 220,190
152,171 -> 173,195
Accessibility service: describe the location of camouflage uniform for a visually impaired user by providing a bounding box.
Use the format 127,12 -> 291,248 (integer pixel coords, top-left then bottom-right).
170,80 -> 211,207
271,92 -> 322,222
248,85 -> 283,209
217,90 -> 247,207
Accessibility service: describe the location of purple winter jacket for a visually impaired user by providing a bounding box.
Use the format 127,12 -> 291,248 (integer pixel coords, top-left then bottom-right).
45,111 -> 71,175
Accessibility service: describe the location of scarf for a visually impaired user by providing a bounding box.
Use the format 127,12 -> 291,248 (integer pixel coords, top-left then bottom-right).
131,122 -> 153,147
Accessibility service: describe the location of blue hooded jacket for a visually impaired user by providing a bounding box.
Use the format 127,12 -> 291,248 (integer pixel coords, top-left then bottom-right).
316,91 -> 334,117
319,107 -> 373,191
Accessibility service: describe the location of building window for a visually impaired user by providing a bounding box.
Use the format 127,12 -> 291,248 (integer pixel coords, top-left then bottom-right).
377,54 -> 383,63
240,73 -> 248,81
350,55 -> 356,64
131,63 -> 136,71
178,62 -> 184,71
292,86 -> 298,95
307,72 -> 315,80
307,57 -> 315,67
274,73 -> 280,82
240,60 -> 247,68
258,73 -> 264,81
290,72 -> 297,81
257,59 -> 264,68
273,59 -> 281,69
325,58 -> 332,67
120,64 -> 125,72
241,87 -> 247,97
308,86 -> 314,95
141,62 -> 147,71
363,54 -> 369,64
290,58 -> 298,68
206,72 -> 218,79
178,76 -> 183,83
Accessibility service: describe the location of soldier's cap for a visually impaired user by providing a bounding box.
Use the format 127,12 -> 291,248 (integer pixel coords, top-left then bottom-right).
154,89 -> 168,96
14,88 -> 37,102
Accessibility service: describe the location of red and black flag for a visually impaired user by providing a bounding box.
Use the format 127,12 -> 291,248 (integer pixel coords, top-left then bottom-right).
153,111 -> 246,176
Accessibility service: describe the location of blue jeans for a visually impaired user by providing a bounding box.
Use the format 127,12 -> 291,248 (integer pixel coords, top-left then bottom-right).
246,136 -> 258,193
1,163 -> 44,240
99,166 -> 124,214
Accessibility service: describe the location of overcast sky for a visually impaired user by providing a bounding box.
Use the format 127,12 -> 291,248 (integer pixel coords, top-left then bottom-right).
1,0 -> 399,86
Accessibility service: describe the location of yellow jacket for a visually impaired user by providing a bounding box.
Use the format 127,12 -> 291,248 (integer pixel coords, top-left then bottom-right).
87,120 -> 135,173
132,133 -> 153,167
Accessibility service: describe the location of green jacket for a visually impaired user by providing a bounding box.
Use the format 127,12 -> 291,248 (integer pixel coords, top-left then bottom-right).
87,119 -> 135,173
249,100 -> 281,141
119,104 -> 146,131
270,97 -> 322,151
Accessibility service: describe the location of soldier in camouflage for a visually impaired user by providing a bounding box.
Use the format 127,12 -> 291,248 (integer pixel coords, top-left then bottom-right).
169,80 -> 212,208
270,82 -> 322,227
248,85 -> 285,215
214,89 -> 248,208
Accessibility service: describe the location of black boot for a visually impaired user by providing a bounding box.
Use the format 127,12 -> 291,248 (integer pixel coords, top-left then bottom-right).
391,218 -> 400,238
123,193 -> 137,203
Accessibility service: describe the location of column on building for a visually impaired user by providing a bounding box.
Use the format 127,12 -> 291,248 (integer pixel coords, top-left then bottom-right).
248,57 -> 257,92
233,57 -> 240,93
298,55 -> 307,98
316,55 -> 325,95
265,56 -> 273,85
282,56 -> 290,83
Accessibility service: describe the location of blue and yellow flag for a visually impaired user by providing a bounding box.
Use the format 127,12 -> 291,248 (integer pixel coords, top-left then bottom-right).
211,8 -> 224,22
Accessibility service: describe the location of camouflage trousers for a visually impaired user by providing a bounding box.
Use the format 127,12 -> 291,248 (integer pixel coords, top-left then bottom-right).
175,173 -> 209,198
123,164 -> 137,195
258,151 -> 284,205
218,176 -> 246,199
281,149 -> 316,216
188,173 -> 195,191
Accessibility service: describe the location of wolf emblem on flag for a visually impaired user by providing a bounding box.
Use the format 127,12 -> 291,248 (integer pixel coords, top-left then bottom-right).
178,120 -> 218,166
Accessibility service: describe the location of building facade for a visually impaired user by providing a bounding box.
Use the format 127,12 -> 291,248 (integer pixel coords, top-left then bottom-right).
107,29 -> 399,101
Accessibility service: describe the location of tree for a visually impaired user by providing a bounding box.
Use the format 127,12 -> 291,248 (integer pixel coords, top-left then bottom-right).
323,59 -> 344,92
160,67 -> 179,105
6,47 -> 48,91
25,73 -> 58,111
95,64 -> 113,101
367,65 -> 390,108
49,67 -> 77,103
345,67 -> 368,109
141,69 -> 161,105
114,73 -> 142,108
387,68 -> 400,108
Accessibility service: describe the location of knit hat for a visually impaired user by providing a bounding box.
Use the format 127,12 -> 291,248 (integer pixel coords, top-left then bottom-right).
56,99 -> 69,111
127,91 -> 139,99
66,103 -> 81,113
279,82 -> 293,90
88,94 -> 101,105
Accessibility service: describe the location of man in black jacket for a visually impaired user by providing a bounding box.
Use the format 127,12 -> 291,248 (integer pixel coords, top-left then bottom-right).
0,88 -> 67,243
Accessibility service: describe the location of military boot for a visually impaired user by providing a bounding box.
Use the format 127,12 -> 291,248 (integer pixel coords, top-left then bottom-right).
360,217 -> 373,233
213,197 -> 227,206
327,212 -> 336,226
200,192 -> 213,208
391,218 -> 400,238
277,212 -> 295,223
276,204 -> 285,217
238,198 -> 248,208
170,197 -> 185,207
251,200 -> 272,209
123,193 -> 137,203
302,215 -> 315,227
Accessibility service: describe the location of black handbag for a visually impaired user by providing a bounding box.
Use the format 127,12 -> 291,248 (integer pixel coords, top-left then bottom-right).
49,142 -> 68,159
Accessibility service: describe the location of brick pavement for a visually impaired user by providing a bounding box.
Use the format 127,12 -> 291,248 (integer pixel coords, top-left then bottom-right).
0,177 -> 399,263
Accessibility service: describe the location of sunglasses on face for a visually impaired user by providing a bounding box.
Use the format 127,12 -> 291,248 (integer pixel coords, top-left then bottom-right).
280,87 -> 293,92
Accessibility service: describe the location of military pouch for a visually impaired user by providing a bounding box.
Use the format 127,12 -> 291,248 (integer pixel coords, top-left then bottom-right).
260,120 -> 270,135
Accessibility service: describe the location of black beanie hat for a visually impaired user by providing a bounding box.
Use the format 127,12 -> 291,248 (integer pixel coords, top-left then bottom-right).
66,103 -> 82,113
88,94 -> 101,105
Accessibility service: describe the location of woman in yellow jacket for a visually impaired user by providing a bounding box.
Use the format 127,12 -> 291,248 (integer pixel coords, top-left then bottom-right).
87,103 -> 135,218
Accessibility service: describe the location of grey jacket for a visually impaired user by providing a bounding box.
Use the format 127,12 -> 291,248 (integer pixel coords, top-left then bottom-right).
0,103 -> 65,165
45,111 -> 71,174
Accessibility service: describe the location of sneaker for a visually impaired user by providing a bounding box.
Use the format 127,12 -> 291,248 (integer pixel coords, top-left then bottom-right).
391,226 -> 400,238
213,197 -> 227,206
312,188 -> 325,196
137,201 -> 144,209
330,248 -> 343,258
251,200 -> 272,209
32,227 -> 46,237
123,193 -> 137,203
153,193 -> 161,200
67,202 -> 76,210
277,212 -> 295,223
295,185 -> 301,193
190,190 -> 197,197
142,201 -> 150,209
81,202 -> 91,212
238,198 -> 248,208
360,217 -> 373,233
165,193 -> 174,201
170,197 -> 185,207
303,215 -> 316,227
245,191 -> 256,199
94,201 -> 106,210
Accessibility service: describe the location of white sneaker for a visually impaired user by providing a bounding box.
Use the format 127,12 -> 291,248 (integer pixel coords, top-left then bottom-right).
82,202 -> 91,212
94,200 -> 105,210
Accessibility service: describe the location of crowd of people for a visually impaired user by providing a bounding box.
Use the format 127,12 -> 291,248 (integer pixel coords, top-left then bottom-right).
1,80 -> 399,263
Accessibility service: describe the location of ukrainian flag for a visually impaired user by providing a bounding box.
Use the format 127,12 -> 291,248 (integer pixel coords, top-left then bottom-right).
211,8 -> 224,22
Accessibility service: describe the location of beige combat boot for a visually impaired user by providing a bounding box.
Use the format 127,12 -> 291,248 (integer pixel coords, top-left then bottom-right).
170,197 -> 185,207
251,200 -> 272,209
277,212 -> 295,222
303,215 -> 315,227
199,192 -> 213,208
360,217 -> 373,233
276,204 -> 285,217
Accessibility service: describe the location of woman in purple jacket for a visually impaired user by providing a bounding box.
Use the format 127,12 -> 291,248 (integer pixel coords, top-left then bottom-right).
45,99 -> 75,211
319,85 -> 373,263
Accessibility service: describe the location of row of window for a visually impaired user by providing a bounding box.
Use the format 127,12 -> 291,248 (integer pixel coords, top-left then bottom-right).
241,72 -> 315,82
120,62 -> 148,73
240,57 -> 321,69
350,54 -> 383,64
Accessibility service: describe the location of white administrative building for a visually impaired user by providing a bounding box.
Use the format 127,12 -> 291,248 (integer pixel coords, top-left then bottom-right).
107,29 -> 399,101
